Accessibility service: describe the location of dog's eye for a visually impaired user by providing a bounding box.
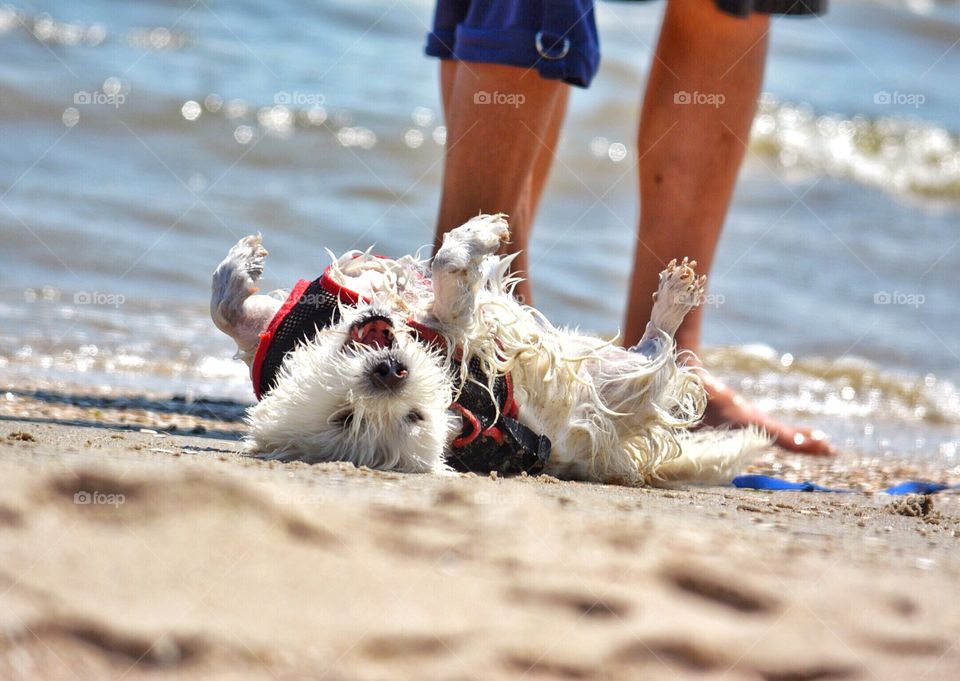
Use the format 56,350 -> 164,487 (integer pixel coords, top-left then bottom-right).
332,410 -> 355,428
406,410 -> 424,423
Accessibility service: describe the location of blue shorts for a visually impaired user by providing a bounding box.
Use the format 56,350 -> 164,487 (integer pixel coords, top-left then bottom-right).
426,0 -> 827,89
425,0 -> 600,88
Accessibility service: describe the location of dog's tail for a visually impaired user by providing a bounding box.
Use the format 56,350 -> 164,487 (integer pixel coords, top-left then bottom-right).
649,426 -> 771,487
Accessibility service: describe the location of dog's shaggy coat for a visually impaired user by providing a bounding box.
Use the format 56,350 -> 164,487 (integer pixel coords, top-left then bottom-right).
211,215 -> 768,485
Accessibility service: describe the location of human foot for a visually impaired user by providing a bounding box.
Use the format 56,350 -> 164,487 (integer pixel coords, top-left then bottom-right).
697,369 -> 836,456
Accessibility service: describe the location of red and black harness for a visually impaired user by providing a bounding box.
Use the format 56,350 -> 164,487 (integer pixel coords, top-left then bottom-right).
250,267 -> 552,476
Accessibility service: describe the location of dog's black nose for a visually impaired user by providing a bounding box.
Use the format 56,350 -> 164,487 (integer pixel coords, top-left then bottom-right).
370,357 -> 408,390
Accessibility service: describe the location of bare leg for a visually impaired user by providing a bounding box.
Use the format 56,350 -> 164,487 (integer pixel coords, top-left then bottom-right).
525,90 -> 568,259
623,0 -> 833,455
435,61 -> 569,305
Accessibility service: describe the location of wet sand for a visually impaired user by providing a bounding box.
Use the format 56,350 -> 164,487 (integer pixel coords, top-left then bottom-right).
1,384 -> 960,680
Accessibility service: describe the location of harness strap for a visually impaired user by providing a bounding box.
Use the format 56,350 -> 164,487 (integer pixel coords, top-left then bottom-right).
447,415 -> 551,476
501,416 -> 552,473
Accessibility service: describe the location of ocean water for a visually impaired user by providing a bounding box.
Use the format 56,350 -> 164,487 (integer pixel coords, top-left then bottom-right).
1,0 -> 958,465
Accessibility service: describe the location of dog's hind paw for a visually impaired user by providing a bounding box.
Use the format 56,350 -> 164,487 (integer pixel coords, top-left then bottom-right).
650,257 -> 706,337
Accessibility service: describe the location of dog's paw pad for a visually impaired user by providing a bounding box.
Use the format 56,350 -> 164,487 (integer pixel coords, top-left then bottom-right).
656,258 -> 705,309
447,214 -> 510,257
229,234 -> 268,282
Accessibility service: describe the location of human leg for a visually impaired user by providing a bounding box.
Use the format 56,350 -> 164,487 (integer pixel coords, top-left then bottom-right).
435,61 -> 569,304
624,0 -> 833,454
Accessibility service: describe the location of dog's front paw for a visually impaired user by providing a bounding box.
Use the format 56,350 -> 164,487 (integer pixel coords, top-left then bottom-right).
211,234 -> 270,331
227,234 -> 268,287
431,215 -> 509,331
458,213 -> 510,255
435,214 -> 509,273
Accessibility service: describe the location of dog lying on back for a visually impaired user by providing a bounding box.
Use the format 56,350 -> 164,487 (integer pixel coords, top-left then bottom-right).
211,214 -> 767,485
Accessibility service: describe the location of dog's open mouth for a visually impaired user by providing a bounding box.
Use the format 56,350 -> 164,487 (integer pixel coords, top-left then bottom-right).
349,315 -> 409,391
350,314 -> 395,349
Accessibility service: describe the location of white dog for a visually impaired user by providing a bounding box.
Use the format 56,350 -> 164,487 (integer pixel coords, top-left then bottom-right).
211,214 -> 767,485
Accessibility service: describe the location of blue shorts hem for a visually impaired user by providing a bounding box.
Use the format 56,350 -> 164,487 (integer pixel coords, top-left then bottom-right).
425,26 -> 598,88
425,30 -> 456,59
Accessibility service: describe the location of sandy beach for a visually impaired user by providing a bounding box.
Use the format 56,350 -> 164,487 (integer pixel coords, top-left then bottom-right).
2,0 -> 959,678
1,383 -> 959,680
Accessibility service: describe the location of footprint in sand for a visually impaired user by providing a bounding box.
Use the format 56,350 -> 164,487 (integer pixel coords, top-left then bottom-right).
362,633 -> 457,660
41,469 -> 334,548
664,565 -> 779,614
505,586 -> 631,620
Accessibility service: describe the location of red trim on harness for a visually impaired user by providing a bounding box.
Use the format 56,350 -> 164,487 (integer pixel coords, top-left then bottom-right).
481,425 -> 504,445
251,266 -> 369,401
503,373 -> 518,419
318,265 -> 367,305
406,319 -> 445,348
451,403 -> 481,448
251,279 -> 312,400
317,254 -> 401,306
